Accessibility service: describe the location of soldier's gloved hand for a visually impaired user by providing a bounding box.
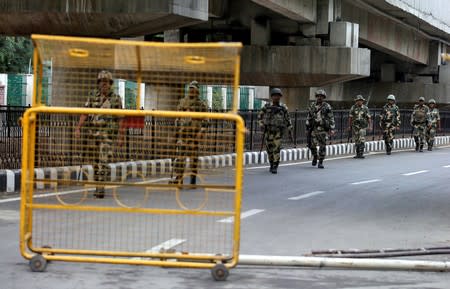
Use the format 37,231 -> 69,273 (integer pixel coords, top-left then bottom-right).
329,130 -> 336,136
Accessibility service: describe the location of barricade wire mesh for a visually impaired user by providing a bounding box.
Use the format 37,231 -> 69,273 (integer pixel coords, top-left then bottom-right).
21,35 -> 244,270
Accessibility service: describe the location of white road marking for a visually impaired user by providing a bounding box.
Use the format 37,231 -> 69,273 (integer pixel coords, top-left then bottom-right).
146,238 -> 186,253
350,179 -> 381,185
443,165 -> 450,168
0,210 -> 19,221
288,191 -> 325,200
402,170 -> 429,176
0,177 -> 171,204
218,209 -> 264,223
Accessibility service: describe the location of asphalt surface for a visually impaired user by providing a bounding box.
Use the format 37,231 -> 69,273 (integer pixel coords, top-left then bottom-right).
1,146 -> 450,288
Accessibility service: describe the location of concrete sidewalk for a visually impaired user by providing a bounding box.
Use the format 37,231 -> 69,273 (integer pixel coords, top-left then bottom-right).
1,136 -> 449,193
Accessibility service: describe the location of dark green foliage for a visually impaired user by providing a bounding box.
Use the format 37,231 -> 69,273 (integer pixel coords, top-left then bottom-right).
0,36 -> 33,73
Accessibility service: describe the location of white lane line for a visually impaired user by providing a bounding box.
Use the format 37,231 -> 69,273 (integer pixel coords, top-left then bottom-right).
402,170 -> 429,176
146,238 -> 186,253
443,165 -> 450,168
218,209 -> 264,223
0,210 -> 19,221
0,177 -> 171,204
288,191 -> 325,200
350,179 -> 381,185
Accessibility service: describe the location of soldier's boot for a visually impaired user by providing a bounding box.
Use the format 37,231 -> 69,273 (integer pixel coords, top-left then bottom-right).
317,159 -> 324,169
386,145 -> 391,155
312,155 -> 318,166
353,146 -> 359,159
428,140 -> 434,151
94,186 -> 105,199
169,175 -> 183,186
359,144 -> 365,159
271,162 -> 278,174
419,144 -> 424,152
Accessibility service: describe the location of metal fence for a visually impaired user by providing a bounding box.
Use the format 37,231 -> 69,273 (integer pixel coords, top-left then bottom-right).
1,106 -> 450,169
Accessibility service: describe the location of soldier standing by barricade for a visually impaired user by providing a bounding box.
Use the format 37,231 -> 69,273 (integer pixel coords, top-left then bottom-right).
75,70 -> 125,198
379,94 -> 401,155
169,81 -> 208,186
306,89 -> 335,169
258,88 -> 293,174
348,95 -> 372,159
426,99 -> 440,151
410,96 -> 431,152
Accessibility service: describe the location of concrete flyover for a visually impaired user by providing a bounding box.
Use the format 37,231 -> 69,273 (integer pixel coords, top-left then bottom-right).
0,0 -> 208,37
241,45 -> 371,87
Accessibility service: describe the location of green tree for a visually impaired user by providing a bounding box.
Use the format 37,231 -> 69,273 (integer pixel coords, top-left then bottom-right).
0,36 -> 33,73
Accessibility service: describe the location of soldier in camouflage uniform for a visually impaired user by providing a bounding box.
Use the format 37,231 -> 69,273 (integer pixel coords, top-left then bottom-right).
348,95 -> 372,159
306,89 -> 335,169
426,98 -> 440,151
379,94 -> 401,155
258,88 -> 293,174
169,81 -> 208,186
410,96 -> 431,152
75,70 -> 124,198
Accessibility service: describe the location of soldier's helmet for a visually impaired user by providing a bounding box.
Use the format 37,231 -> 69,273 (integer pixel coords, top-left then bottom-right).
387,94 -> 396,101
97,70 -> 113,84
354,94 -> 365,101
315,89 -> 327,98
429,99 -> 436,104
270,88 -> 283,96
418,96 -> 425,102
188,80 -> 200,91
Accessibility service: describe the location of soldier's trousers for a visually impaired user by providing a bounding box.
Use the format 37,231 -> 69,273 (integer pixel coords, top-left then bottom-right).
426,126 -> 437,144
310,130 -> 328,159
382,127 -> 395,151
413,123 -> 427,145
352,127 -> 367,145
172,140 -> 199,178
85,131 -> 115,187
265,130 -> 282,164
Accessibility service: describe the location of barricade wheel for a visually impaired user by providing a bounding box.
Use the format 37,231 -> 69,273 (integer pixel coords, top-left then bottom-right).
211,263 -> 228,281
29,254 -> 47,272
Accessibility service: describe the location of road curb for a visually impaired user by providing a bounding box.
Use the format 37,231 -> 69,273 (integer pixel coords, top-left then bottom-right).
2,136 -> 449,193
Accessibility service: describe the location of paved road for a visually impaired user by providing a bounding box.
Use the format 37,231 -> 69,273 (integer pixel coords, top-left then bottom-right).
1,147 -> 450,288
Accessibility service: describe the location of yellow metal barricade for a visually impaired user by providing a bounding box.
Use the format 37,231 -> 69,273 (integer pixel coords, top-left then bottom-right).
20,35 -> 243,280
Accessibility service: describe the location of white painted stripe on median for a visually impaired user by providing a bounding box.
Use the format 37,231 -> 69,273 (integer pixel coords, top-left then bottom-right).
350,179 -> 381,185
288,191 -> 325,200
218,209 -> 264,223
402,170 -> 429,176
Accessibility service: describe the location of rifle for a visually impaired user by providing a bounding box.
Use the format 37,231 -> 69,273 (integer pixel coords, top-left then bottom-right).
347,127 -> 352,143
258,127 -> 266,163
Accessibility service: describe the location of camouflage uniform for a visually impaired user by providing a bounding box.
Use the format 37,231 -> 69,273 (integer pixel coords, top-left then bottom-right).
171,82 -> 208,185
379,97 -> 401,155
349,97 -> 371,158
410,98 -> 430,152
306,94 -> 335,167
426,100 -> 440,151
84,89 -> 123,194
258,100 -> 293,173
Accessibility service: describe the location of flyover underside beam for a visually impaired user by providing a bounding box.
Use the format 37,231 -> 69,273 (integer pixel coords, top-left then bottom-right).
342,1 -> 429,64
250,0 -> 316,23
0,0 -> 208,37
240,46 -> 370,87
